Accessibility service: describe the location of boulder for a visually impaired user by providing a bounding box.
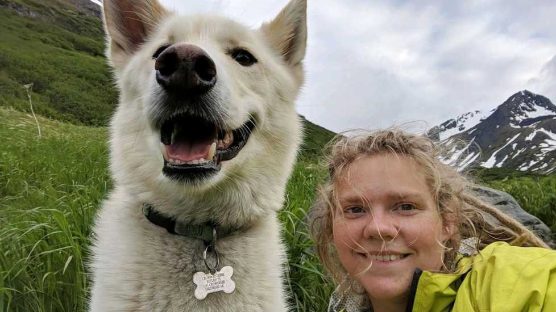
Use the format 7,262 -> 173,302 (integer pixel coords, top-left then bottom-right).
471,185 -> 554,248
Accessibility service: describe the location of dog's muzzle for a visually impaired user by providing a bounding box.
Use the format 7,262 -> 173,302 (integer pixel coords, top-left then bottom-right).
153,43 -> 256,182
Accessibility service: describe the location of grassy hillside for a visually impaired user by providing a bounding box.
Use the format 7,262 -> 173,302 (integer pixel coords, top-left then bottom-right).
0,0 -> 116,126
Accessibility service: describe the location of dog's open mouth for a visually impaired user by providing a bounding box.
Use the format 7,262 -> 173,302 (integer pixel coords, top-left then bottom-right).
159,114 -> 256,181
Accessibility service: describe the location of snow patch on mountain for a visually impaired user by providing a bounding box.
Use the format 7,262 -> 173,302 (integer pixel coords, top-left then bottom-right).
437,110 -> 489,141
481,133 -> 520,168
511,102 -> 556,125
431,90 -> 556,174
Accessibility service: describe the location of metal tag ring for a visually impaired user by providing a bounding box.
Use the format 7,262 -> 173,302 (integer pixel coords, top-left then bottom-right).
203,245 -> 220,274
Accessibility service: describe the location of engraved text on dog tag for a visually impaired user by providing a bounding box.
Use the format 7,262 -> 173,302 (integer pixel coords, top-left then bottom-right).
193,266 -> 236,300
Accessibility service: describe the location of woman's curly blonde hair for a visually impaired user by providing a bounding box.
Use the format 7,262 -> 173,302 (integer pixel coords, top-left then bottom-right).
310,129 -> 549,285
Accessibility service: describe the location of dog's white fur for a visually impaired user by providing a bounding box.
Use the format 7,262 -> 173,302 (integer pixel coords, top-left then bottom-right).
89,0 -> 307,311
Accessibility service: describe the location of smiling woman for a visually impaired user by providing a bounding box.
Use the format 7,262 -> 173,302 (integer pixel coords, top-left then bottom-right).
310,129 -> 556,312
332,154 -> 451,311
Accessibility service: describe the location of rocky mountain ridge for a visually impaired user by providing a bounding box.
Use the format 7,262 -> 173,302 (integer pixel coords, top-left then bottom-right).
429,90 -> 556,174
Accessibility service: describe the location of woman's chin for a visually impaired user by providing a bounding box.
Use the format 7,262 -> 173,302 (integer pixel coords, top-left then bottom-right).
357,272 -> 414,303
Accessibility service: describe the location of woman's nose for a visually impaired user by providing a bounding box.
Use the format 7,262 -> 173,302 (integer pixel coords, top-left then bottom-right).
362,210 -> 400,241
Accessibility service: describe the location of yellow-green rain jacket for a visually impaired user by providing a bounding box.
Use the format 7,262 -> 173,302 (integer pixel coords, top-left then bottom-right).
410,242 -> 556,311
328,242 -> 556,312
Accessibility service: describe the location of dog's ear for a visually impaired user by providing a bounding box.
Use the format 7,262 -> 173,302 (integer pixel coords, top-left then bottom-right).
103,0 -> 169,70
261,0 -> 307,68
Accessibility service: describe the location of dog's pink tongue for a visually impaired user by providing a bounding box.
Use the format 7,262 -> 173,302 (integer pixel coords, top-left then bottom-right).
166,140 -> 211,162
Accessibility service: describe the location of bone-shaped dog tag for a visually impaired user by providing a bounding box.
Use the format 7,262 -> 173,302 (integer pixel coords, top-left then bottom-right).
193,266 -> 236,300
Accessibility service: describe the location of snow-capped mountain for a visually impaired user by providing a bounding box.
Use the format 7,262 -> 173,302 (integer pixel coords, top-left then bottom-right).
431,110 -> 490,141
429,90 -> 556,174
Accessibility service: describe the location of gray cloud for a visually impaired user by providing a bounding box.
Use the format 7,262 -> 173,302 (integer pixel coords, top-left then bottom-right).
159,0 -> 556,132
528,55 -> 556,102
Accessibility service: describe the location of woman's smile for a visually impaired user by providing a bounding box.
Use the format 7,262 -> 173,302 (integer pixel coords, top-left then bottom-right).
355,251 -> 411,263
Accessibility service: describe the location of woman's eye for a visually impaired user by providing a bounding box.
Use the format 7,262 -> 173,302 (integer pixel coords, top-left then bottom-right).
230,48 -> 258,66
396,203 -> 417,212
344,206 -> 365,215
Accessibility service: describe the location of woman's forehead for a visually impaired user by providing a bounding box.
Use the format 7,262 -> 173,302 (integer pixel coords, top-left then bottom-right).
334,154 -> 432,200
341,154 -> 425,180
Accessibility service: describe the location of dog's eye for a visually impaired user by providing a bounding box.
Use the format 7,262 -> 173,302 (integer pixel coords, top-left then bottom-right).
152,44 -> 171,59
231,48 -> 257,66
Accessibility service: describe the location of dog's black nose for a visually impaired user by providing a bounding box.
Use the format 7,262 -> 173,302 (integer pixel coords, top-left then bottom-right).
155,44 -> 217,95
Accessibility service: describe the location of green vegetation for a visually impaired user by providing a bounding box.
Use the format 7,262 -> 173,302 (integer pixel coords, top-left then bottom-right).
472,167 -> 556,235
282,159 -> 333,311
298,115 -> 336,160
471,167 -> 544,181
485,176 -> 556,234
0,108 -> 108,311
0,0 -> 117,126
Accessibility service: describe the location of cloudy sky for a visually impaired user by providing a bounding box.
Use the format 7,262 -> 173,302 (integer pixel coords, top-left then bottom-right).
154,0 -> 556,132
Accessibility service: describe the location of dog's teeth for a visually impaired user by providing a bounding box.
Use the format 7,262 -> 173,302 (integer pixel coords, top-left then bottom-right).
169,158 -> 185,165
168,158 -> 213,165
160,143 -> 168,160
208,142 -> 216,160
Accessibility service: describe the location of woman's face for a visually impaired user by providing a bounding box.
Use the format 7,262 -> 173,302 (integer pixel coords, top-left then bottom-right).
332,154 -> 451,304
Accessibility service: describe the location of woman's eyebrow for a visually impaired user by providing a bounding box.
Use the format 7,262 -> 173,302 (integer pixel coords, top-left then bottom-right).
387,192 -> 425,201
337,194 -> 363,205
338,191 -> 425,204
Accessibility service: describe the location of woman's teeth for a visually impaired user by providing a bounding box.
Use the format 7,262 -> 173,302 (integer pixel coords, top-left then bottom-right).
364,253 -> 407,262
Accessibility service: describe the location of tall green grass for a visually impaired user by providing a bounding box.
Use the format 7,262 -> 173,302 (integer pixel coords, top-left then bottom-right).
0,108 -> 108,311
281,160 -> 333,311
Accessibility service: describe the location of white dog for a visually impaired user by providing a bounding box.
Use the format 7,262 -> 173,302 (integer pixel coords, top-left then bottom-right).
89,0 -> 307,311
